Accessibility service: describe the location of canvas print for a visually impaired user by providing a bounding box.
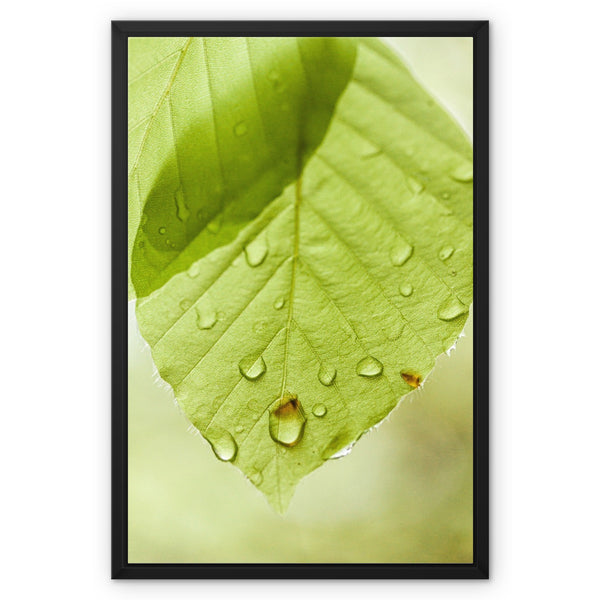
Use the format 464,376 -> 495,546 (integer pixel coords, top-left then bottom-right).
127,35 -> 474,564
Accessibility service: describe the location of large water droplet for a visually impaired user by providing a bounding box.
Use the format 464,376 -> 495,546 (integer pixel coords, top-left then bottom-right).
234,121 -> 248,136
174,188 -> 190,222
244,236 -> 268,267
196,306 -> 217,330
207,213 -> 222,234
390,240 -> 413,266
439,246 -> 455,261
207,429 -> 237,462
400,282 -> 413,297
239,354 -> 266,381
273,296 -> 286,310
451,164 -> 473,182
269,394 -> 306,447
312,403 -> 327,417
317,363 -> 337,386
356,356 -> 383,378
437,296 -> 469,321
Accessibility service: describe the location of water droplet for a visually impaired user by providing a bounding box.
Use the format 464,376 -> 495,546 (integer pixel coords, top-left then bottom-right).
401,372 -> 422,388
390,241 -> 413,266
206,213 -> 222,234
248,469 -> 263,485
407,177 -> 424,194
269,394 -> 306,447
196,306 -> 217,330
273,296 -> 286,310
207,429 -> 237,462
239,354 -> 266,381
158,226 -> 166,235
317,363 -> 337,386
451,164 -> 473,182
385,321 -> 404,341
267,70 -> 285,92
329,442 -> 355,459
356,356 -> 383,378
234,121 -> 248,136
235,425 -> 245,434
312,403 -> 327,417
244,236 -> 268,267
188,262 -> 201,278
179,298 -> 193,312
174,188 -> 190,222
439,246 -> 455,261
400,282 -> 413,297
437,296 -> 469,321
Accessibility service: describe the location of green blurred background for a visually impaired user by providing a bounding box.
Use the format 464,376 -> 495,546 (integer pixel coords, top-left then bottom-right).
128,37 -> 473,564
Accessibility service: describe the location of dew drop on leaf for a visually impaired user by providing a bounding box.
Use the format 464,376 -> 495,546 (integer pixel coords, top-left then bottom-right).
267,70 -> 285,92
356,356 -> 383,378
179,298 -> 193,312
451,163 -> 473,182
244,236 -> 269,267
158,226 -> 166,235
234,121 -> 248,136
399,282 -> 413,297
235,425 -> 245,434
269,394 -> 306,447
239,354 -> 266,381
407,177 -> 424,194
253,318 -> 269,334
174,188 -> 190,222
317,363 -> 337,386
196,306 -> 217,330
312,403 -> 327,417
273,296 -> 286,310
249,469 -> 263,486
439,246 -> 455,261
187,262 -> 201,278
437,296 -> 469,321
207,429 -> 237,462
390,240 -> 413,267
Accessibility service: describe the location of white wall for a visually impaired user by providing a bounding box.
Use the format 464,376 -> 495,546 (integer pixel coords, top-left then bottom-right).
1,0 -> 598,598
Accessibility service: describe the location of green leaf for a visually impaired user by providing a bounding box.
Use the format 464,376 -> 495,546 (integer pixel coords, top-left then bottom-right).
128,37 -> 357,298
134,38 -> 473,513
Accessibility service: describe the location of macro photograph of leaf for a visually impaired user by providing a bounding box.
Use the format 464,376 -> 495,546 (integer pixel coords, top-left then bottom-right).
128,35 -> 474,563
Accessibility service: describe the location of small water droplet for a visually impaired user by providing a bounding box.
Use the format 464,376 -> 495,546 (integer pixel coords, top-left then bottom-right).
400,282 -> 413,297
196,306 -> 217,330
442,192 -> 450,199
179,298 -> 193,312
401,372 -> 422,388
437,296 -> 469,321
239,354 -> 266,381
385,321 -> 404,341
174,188 -> 190,222
439,246 -> 455,261
267,70 -> 285,92
312,403 -> 327,417
407,177 -> 424,194
158,226 -> 166,235
451,164 -> 473,182
317,363 -> 337,387
273,296 -> 286,310
207,429 -> 237,462
234,121 -> 248,136
188,262 -> 201,278
356,356 -> 383,378
235,425 -> 245,434
206,213 -> 222,234
253,318 -> 269,334
269,394 -> 306,447
248,469 -> 263,486
390,241 -> 413,266
244,236 -> 268,267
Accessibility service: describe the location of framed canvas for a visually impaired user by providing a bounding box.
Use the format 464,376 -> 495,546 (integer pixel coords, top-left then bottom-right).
112,20 -> 489,579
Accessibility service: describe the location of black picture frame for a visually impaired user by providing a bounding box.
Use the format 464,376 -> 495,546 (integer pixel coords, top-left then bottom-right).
112,19 -> 489,580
